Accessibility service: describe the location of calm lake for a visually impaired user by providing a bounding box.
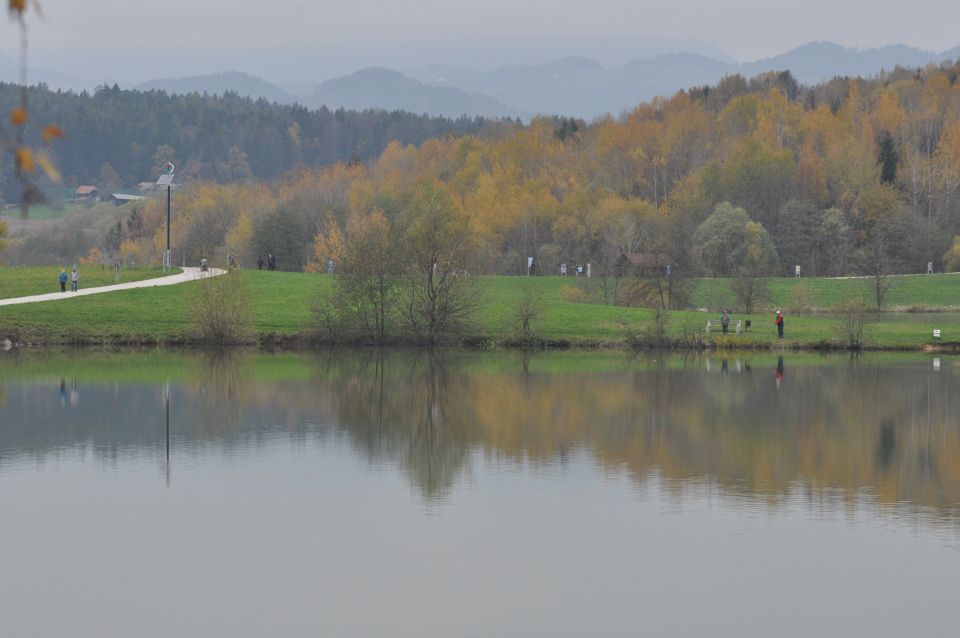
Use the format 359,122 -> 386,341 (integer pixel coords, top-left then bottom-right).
1,349 -> 958,637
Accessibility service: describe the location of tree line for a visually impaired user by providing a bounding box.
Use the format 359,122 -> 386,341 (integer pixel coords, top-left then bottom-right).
7,61 -> 960,321
0,82 -> 506,205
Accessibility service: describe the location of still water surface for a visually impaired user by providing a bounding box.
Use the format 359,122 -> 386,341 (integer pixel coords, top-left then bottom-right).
1,350 -> 959,637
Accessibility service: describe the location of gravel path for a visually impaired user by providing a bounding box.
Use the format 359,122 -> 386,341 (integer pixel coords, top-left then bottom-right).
0,267 -> 227,307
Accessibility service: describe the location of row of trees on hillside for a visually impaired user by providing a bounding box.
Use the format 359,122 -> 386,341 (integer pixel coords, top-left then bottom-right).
314,182 -> 475,344
0,83 -> 505,206
8,62 -> 960,315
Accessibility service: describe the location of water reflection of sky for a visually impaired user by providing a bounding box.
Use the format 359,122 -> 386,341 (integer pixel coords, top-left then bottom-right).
2,441 -> 958,637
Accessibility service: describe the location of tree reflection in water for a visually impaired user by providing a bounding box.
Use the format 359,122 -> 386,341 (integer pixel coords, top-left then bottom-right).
1,350 -> 958,525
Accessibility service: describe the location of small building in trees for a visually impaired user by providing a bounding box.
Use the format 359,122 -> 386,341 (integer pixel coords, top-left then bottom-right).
624,252 -> 674,276
75,185 -> 98,203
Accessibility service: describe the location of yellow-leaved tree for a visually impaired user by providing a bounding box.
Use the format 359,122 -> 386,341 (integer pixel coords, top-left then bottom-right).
942,236 -> 960,272
3,1 -> 64,217
0,218 -> 8,261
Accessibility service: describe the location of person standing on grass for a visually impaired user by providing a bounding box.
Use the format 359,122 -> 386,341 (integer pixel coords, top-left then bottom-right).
71,266 -> 79,293
257,256 -> 264,271
58,268 -> 68,293
775,309 -> 784,339
721,310 -> 730,334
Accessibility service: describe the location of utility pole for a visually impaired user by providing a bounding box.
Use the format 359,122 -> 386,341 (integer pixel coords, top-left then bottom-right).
157,162 -> 175,271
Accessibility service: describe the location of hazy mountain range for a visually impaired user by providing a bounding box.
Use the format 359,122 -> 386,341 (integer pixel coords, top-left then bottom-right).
410,42 -> 960,118
0,52 -> 79,89
10,41 -> 960,120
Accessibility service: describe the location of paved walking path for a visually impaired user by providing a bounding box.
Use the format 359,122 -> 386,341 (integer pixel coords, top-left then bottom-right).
0,267 -> 227,307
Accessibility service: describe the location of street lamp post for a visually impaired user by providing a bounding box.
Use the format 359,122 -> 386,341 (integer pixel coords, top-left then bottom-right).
157,162 -> 175,271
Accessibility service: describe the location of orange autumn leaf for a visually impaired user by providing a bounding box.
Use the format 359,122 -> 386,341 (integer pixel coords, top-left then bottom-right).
15,147 -> 35,173
9,0 -> 26,12
41,124 -> 65,145
37,154 -> 61,182
10,108 -> 27,126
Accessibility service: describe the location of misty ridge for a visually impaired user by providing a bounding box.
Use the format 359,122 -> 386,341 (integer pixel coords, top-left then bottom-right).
2,37 -> 960,205
119,41 -> 959,119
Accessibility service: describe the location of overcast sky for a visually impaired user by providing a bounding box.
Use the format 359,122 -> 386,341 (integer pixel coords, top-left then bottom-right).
4,0 -> 960,82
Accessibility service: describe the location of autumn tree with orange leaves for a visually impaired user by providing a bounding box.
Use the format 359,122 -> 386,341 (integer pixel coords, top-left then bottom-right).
3,0 -> 63,217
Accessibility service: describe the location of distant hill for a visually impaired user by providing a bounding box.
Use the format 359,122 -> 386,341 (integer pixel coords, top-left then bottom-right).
27,40 -> 960,121
135,68 -> 520,118
740,41 -> 954,83
303,67 -> 520,118
416,55 -> 735,118
0,53 -> 81,90
136,71 -> 295,105
412,42 -> 960,119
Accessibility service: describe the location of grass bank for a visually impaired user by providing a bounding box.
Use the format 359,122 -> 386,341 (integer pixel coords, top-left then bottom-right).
0,265 -> 177,299
0,271 -> 957,350
691,273 -> 960,311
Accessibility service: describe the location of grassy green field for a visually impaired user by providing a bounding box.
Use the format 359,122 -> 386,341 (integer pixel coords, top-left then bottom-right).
0,204 -> 71,220
691,273 -> 960,310
0,270 -> 958,349
0,266 -> 177,299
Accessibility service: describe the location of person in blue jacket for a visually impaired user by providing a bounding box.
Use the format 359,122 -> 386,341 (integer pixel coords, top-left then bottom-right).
58,268 -> 68,293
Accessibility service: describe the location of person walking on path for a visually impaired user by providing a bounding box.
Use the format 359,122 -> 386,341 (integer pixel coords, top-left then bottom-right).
58,269 -> 68,293
775,309 -> 784,339
268,254 -> 276,271
70,266 -> 79,293
721,310 -> 730,334
257,256 -> 264,271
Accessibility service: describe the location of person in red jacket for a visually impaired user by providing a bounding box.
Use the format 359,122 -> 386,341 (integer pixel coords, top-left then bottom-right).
775,309 -> 784,339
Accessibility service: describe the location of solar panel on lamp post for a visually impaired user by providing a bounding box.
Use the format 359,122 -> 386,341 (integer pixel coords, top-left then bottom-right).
157,168 -> 175,271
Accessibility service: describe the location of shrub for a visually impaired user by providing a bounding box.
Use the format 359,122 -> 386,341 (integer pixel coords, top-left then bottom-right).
623,307 -> 672,349
730,272 -> 770,313
787,281 -> 815,315
834,297 -> 872,349
189,270 -> 253,343
514,283 -> 543,340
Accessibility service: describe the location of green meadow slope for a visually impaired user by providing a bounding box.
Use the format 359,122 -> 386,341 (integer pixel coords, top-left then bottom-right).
0,271 -> 957,349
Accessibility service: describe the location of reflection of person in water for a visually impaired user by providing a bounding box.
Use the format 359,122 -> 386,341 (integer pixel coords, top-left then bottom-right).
59,379 -> 67,407
721,359 -> 729,374
69,380 -> 79,407
775,356 -> 784,389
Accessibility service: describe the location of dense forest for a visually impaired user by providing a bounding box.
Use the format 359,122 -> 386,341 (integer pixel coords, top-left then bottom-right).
8,61 -> 960,313
0,82 -> 503,197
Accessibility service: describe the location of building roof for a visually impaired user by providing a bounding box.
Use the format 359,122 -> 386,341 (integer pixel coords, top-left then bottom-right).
75,185 -> 98,196
624,252 -> 673,269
